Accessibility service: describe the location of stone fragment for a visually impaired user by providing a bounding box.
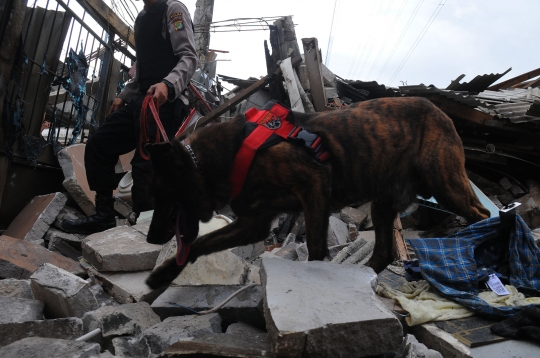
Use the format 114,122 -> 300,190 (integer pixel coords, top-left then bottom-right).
4,192 -> 67,243
261,258 -> 403,357
0,235 -> 85,279
327,243 -> 350,260
232,241 -> 266,262
45,227 -> 84,249
82,302 -> 160,338
82,226 -> 161,272
397,334 -> 443,358
343,239 -> 375,265
331,237 -> 367,264
357,202 -> 373,229
0,317 -> 84,347
30,263 -> 100,318
516,180 -> 540,230
273,243 -> 298,260
85,264 -> 165,304
58,144 -> 96,216
152,285 -> 264,328
327,216 -> 349,245
171,249 -> 249,286
295,243 -> 309,261
226,321 -> 265,335
0,279 -> 34,299
341,206 -> 368,228
246,264 -> 261,285
112,334 -> 150,357
0,297 -> 44,324
0,337 -> 100,358
48,233 -> 82,261
143,314 -> 222,356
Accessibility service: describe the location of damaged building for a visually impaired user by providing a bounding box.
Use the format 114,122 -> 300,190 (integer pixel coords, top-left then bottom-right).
1,0 -> 540,357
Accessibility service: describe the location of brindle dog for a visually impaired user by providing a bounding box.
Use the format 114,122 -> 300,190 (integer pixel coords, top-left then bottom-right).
144,97 -> 490,289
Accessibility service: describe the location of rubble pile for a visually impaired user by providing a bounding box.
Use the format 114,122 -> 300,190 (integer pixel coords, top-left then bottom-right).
2,10 -> 540,358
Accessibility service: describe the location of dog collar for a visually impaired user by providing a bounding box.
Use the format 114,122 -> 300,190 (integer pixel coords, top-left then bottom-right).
185,144 -> 207,184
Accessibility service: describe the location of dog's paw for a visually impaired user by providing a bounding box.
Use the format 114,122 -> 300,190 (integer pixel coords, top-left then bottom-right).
364,259 -> 389,274
145,257 -> 184,289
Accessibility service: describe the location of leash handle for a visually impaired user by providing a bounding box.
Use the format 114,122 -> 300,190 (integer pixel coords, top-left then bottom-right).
140,95 -> 169,160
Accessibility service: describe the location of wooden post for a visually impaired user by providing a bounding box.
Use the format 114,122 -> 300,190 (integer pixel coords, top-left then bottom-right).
301,38 -> 327,112
193,0 -> 214,64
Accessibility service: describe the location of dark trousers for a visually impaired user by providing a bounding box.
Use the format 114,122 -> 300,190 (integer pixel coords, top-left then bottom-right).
85,95 -> 187,214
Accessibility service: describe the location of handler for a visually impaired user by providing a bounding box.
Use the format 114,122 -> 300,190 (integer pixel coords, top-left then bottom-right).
63,0 -> 198,235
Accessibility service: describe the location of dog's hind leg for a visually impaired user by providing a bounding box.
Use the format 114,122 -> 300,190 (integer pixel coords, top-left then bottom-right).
146,213 -> 276,289
365,199 -> 397,274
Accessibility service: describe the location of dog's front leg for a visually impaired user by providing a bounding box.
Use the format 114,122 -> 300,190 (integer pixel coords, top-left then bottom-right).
298,187 -> 331,261
146,213 -> 275,289
365,200 -> 397,273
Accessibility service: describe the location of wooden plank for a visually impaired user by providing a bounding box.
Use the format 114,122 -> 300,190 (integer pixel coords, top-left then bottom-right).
280,57 -> 304,113
178,56 -> 302,140
301,38 -> 327,112
392,217 -> 409,261
78,0 -> 135,49
487,67 -> 540,91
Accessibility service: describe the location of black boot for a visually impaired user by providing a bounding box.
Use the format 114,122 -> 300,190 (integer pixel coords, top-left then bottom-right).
62,194 -> 116,235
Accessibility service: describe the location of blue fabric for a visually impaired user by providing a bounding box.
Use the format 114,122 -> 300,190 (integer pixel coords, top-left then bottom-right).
408,215 -> 540,318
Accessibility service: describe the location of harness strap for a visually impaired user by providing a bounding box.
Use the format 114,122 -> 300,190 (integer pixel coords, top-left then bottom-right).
139,95 -> 169,160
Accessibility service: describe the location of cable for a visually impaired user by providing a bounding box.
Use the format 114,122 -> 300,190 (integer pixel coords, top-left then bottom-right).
346,2 -> 378,78
325,0 -> 339,66
367,0 -> 408,80
354,1 -> 386,80
388,0 -> 446,85
376,0 -> 424,82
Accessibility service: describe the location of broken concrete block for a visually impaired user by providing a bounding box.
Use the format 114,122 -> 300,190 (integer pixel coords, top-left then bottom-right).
226,321 -> 265,335
516,181 -> 540,230
112,334 -> 151,357
171,249 -> 249,286
232,241 -> 266,262
45,227 -> 84,249
343,239 -> 375,265
398,334 -> 443,358
0,317 -> 84,347
0,279 -> 34,299
143,314 -> 222,356
48,233 -> 82,261
83,302 -> 160,339
4,192 -> 67,243
273,243 -> 298,260
0,337 -> 100,357
328,216 -> 349,245
261,258 -> 403,357
58,144 -> 96,216
30,263 -> 100,318
331,237 -> 367,263
357,202 -> 374,229
295,243 -> 308,261
0,235 -> 85,279
0,297 -> 44,324
341,206 -> 368,228
82,226 -> 162,272
151,285 -> 264,328
86,266 -> 165,304
246,264 -> 261,285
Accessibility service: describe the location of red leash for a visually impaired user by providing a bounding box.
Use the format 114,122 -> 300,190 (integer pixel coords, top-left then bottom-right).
140,95 -> 169,160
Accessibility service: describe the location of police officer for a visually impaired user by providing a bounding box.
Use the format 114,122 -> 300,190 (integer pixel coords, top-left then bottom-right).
63,0 -> 198,235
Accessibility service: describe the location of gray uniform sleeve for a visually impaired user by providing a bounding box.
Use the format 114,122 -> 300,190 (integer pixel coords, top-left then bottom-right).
163,0 -> 199,100
118,75 -> 139,103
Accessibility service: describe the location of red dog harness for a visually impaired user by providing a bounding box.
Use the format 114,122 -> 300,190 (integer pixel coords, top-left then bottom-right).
229,102 -> 330,199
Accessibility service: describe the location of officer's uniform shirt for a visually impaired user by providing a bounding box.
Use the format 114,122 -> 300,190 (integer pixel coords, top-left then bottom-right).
118,0 -> 198,103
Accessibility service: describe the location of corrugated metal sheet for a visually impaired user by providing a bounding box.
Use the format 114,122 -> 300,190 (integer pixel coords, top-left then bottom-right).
336,79 -> 369,102
491,102 -> 540,123
218,74 -> 258,89
475,88 -> 540,102
399,84 -> 492,108
446,68 -> 512,93
342,80 -> 398,99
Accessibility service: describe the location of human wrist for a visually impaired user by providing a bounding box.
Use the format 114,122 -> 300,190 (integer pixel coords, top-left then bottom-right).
162,80 -> 176,101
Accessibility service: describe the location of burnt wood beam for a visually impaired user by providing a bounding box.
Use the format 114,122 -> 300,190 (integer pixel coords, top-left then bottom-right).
487,67 -> 540,91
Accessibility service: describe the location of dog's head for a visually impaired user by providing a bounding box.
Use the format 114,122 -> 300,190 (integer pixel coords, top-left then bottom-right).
145,141 -> 214,246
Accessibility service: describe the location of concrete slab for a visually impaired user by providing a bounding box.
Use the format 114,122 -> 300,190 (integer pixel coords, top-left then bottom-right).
411,323 -> 540,358
143,314 -> 222,356
273,243 -> 298,260
327,216 -> 349,245
30,263 -> 100,318
82,302 -> 160,338
0,337 -> 100,358
341,206 -> 368,228
48,233 -> 82,261
4,193 -> 67,243
0,317 -> 84,347
111,334 -> 150,357
0,279 -> 34,299
45,227 -> 84,249
0,235 -> 85,279
82,226 -> 162,272
58,144 -> 95,216
261,258 -> 403,357
171,249 -> 249,286
231,241 -> 265,262
0,297 -> 44,324
151,285 -> 264,328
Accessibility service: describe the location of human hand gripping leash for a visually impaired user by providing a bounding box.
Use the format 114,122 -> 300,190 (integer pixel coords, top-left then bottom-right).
139,95 -> 169,160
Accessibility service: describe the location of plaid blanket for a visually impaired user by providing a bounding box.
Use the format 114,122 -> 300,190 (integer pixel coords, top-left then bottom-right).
408,215 -> 540,318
